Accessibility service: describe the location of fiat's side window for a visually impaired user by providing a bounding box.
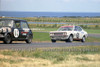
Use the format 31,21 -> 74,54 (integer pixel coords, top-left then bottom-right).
77,26 -> 82,31
21,22 -> 29,28
74,26 -> 78,31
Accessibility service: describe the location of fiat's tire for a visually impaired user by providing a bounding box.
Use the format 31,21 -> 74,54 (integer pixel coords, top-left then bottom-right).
3,34 -> 12,44
81,36 -> 86,43
51,39 -> 56,43
26,35 -> 32,44
68,35 -> 73,42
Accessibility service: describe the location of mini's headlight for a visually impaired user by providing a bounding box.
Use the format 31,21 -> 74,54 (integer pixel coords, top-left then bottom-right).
2,28 -> 7,32
0,29 -> 2,32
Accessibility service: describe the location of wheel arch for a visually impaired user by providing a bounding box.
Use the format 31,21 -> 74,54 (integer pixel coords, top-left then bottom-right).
83,35 -> 86,38
70,34 -> 74,37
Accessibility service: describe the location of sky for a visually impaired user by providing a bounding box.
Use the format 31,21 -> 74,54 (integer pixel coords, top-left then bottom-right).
0,0 -> 100,12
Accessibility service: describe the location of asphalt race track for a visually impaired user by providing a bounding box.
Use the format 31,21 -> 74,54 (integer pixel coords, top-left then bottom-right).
88,34 -> 100,38
0,42 -> 100,50
0,34 -> 100,50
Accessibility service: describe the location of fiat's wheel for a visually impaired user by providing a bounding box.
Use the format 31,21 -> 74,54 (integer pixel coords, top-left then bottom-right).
81,36 -> 85,43
51,39 -> 56,43
3,34 -> 12,44
68,35 -> 73,42
26,35 -> 32,44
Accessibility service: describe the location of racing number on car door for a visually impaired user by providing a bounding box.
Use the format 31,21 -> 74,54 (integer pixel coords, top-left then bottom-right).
74,26 -> 81,39
14,21 -> 23,39
77,26 -> 82,39
14,29 -> 19,38
76,33 -> 79,38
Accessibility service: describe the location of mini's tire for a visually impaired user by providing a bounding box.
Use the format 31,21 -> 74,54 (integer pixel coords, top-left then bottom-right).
68,35 -> 73,42
26,35 -> 32,44
51,39 -> 56,43
3,34 -> 12,44
81,36 -> 86,43
65,39 -> 68,42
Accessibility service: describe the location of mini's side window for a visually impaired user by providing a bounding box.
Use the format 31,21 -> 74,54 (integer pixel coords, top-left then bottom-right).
21,22 -> 29,28
15,21 -> 21,28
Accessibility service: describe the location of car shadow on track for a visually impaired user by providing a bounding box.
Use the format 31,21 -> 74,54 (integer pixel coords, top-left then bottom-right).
0,41 -> 28,44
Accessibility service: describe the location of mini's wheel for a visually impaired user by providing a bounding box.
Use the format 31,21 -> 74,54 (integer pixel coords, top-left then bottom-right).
65,39 -> 68,42
68,35 -> 73,42
81,36 -> 85,43
51,39 -> 56,43
26,35 -> 32,44
3,34 -> 12,44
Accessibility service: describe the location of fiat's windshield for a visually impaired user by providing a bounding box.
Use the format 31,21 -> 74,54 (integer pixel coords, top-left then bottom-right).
0,20 -> 13,27
58,27 -> 73,31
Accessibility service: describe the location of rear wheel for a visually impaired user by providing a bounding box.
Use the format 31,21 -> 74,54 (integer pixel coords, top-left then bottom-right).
68,35 -> 73,42
51,39 -> 56,43
3,34 -> 12,44
26,35 -> 32,44
81,36 -> 86,43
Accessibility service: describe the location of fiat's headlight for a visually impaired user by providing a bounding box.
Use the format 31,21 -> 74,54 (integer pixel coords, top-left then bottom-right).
50,33 -> 54,36
63,32 -> 67,35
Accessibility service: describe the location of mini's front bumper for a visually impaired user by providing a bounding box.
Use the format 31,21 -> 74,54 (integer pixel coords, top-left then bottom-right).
0,34 -> 4,38
0,34 -> 5,40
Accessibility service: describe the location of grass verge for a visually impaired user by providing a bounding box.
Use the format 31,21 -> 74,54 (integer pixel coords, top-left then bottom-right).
0,46 -> 100,67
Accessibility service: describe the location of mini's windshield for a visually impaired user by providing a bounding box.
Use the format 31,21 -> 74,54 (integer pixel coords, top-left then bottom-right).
0,20 -> 13,27
58,27 -> 73,31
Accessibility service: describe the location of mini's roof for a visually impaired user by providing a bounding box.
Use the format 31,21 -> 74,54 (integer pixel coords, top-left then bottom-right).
0,18 -> 26,22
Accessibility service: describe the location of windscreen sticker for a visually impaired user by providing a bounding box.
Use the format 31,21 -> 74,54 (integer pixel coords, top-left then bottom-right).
14,29 -> 19,38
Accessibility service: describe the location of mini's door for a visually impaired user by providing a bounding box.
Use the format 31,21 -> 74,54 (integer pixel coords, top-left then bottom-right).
13,20 -> 22,39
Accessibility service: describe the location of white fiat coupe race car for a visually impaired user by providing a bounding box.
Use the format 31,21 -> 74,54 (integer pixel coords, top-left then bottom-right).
50,26 -> 88,43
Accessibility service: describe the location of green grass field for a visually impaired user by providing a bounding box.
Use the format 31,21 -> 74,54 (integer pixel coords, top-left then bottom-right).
0,46 -> 100,67
33,32 -> 50,41
85,29 -> 100,33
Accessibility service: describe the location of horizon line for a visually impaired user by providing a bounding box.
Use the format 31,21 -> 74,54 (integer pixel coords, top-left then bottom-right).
0,11 -> 100,13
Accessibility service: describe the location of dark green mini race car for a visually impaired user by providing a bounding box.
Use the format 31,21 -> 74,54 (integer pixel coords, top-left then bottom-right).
0,18 -> 33,44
